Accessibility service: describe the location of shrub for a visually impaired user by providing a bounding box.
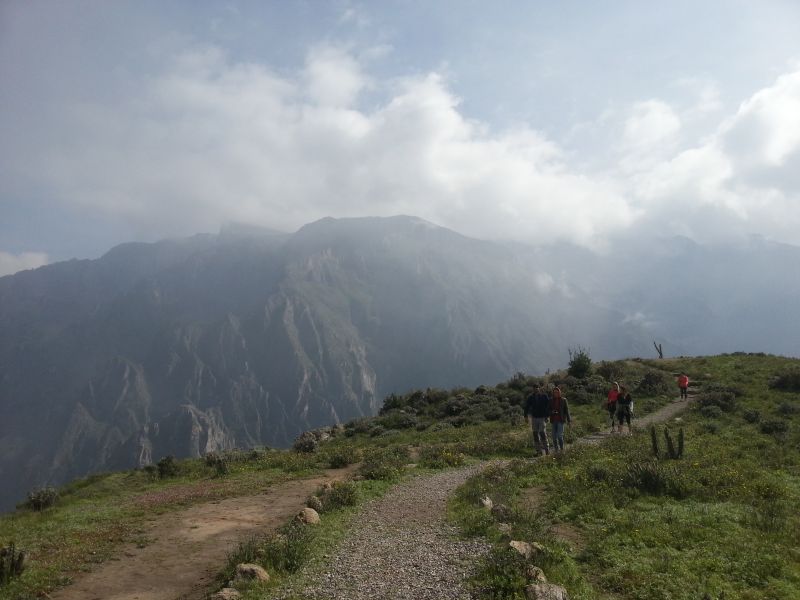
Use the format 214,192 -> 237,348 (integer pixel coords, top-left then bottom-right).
742,408 -> 760,423
204,452 -> 229,476
265,521 -> 315,573
319,481 -> 359,512
777,402 -> 799,416
473,545 -> 528,598
157,455 -> 179,479
327,446 -> 361,469
26,487 -> 59,511
635,370 -> 673,396
760,419 -> 789,436
769,369 -> 800,392
622,461 -> 688,498
359,447 -> 409,480
293,431 -> 319,453
0,543 -> 26,586
700,405 -> 724,419
419,445 -> 466,469
567,346 -> 593,379
697,391 -> 737,413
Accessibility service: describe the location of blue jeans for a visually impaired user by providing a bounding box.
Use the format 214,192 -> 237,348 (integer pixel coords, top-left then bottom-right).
552,421 -> 565,451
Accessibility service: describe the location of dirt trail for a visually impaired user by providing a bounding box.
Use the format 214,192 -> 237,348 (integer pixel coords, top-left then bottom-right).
50,466 -> 357,600
50,394 -> 697,600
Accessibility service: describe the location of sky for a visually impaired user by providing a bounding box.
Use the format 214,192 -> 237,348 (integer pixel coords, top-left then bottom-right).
2,0 -> 800,275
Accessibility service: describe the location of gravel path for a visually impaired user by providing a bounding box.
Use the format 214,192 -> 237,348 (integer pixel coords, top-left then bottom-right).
275,463 -> 495,600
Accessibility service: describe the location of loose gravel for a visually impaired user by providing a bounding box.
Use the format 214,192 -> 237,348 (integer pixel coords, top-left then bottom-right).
274,463 -> 495,600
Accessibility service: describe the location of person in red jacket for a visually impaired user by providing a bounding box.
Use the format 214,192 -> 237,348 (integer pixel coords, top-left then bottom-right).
549,386 -> 571,453
677,373 -> 689,400
606,382 -> 620,432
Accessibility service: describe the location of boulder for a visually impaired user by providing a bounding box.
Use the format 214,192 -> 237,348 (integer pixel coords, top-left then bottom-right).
509,540 -> 533,559
234,563 -> 269,583
526,565 -> 547,583
211,588 -> 242,600
296,507 -> 321,525
525,583 -> 569,600
480,495 -> 493,510
306,495 -> 324,512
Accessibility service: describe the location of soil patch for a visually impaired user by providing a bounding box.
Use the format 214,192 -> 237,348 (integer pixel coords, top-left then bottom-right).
50,465 -> 357,600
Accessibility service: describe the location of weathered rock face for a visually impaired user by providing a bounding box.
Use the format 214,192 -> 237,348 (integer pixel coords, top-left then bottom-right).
525,582 -> 569,600
0,216 -> 650,511
296,507 -> 321,525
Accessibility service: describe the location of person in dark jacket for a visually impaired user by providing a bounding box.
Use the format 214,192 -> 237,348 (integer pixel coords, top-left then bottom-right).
524,385 -> 550,456
616,385 -> 634,434
549,386 -> 571,452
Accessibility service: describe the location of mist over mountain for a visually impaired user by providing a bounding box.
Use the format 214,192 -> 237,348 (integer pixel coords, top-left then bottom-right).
1,215 -> 797,511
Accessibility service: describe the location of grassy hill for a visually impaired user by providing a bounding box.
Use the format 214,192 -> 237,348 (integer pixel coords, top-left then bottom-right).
1,353 -> 798,599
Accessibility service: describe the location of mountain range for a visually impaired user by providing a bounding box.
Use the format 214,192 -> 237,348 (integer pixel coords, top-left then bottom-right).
1,215 -> 798,511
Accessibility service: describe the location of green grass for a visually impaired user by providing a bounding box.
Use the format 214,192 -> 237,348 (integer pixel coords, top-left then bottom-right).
4,353 -> 799,599
449,354 -> 800,600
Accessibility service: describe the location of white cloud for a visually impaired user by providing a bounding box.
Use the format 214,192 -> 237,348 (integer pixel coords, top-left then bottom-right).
19,43 -> 800,251
0,252 -> 49,277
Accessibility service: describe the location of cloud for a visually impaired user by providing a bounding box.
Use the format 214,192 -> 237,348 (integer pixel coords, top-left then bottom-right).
0,252 -> 49,277
12,41 -> 800,252
29,43 -> 636,249
624,67 -> 800,244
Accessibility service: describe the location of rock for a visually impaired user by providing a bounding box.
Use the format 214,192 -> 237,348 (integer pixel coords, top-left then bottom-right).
509,540 -> 533,559
497,523 -> 512,537
491,503 -> 512,522
306,495 -> 324,512
296,507 -> 321,525
526,565 -> 547,583
211,588 -> 242,600
234,563 -> 270,583
525,582 -> 569,600
480,495 -> 493,510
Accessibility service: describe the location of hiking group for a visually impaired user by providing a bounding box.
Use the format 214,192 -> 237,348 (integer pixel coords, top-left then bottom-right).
524,372 -> 690,456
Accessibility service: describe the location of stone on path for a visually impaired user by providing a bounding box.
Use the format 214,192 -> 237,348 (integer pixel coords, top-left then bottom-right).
234,563 -> 270,583
480,495 -> 493,510
525,582 -> 569,600
526,565 -> 547,583
296,507 -> 321,525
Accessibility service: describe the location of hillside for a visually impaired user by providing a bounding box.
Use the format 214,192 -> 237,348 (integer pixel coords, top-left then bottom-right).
1,353 -> 798,600
0,216 -> 648,511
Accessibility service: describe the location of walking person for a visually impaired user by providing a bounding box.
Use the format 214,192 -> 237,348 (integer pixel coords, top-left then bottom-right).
616,385 -> 634,434
549,386 -> 571,453
524,385 -> 550,456
606,382 -> 620,432
677,373 -> 689,400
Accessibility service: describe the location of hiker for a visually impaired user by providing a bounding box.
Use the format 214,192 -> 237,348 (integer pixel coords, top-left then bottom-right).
606,381 -> 620,432
677,373 -> 689,400
549,386 -> 571,452
616,385 -> 634,434
524,385 -> 550,456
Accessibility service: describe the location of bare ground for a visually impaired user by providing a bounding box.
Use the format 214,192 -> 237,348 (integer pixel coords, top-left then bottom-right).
49,466 -> 357,600
49,394 -> 695,600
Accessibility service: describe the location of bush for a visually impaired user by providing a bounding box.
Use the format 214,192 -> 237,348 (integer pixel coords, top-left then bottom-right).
264,521 -> 315,573
473,545 -> 528,598
760,419 -> 789,436
697,391 -> 737,413
319,481 -> 359,512
25,487 -> 59,511
769,369 -> 800,392
157,455 -> 178,479
327,446 -> 362,469
742,408 -> 760,423
622,461 -> 688,498
358,447 -> 409,480
204,452 -> 229,476
777,402 -> 799,416
700,405 -> 724,419
419,445 -> 466,469
293,431 -> 319,453
635,370 -> 673,396
0,543 -> 26,586
567,346 -> 593,379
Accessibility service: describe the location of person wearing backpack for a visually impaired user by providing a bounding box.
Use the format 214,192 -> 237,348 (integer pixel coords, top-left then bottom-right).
549,386 -> 571,453
606,382 -> 620,432
677,373 -> 689,400
524,385 -> 551,456
616,385 -> 634,434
